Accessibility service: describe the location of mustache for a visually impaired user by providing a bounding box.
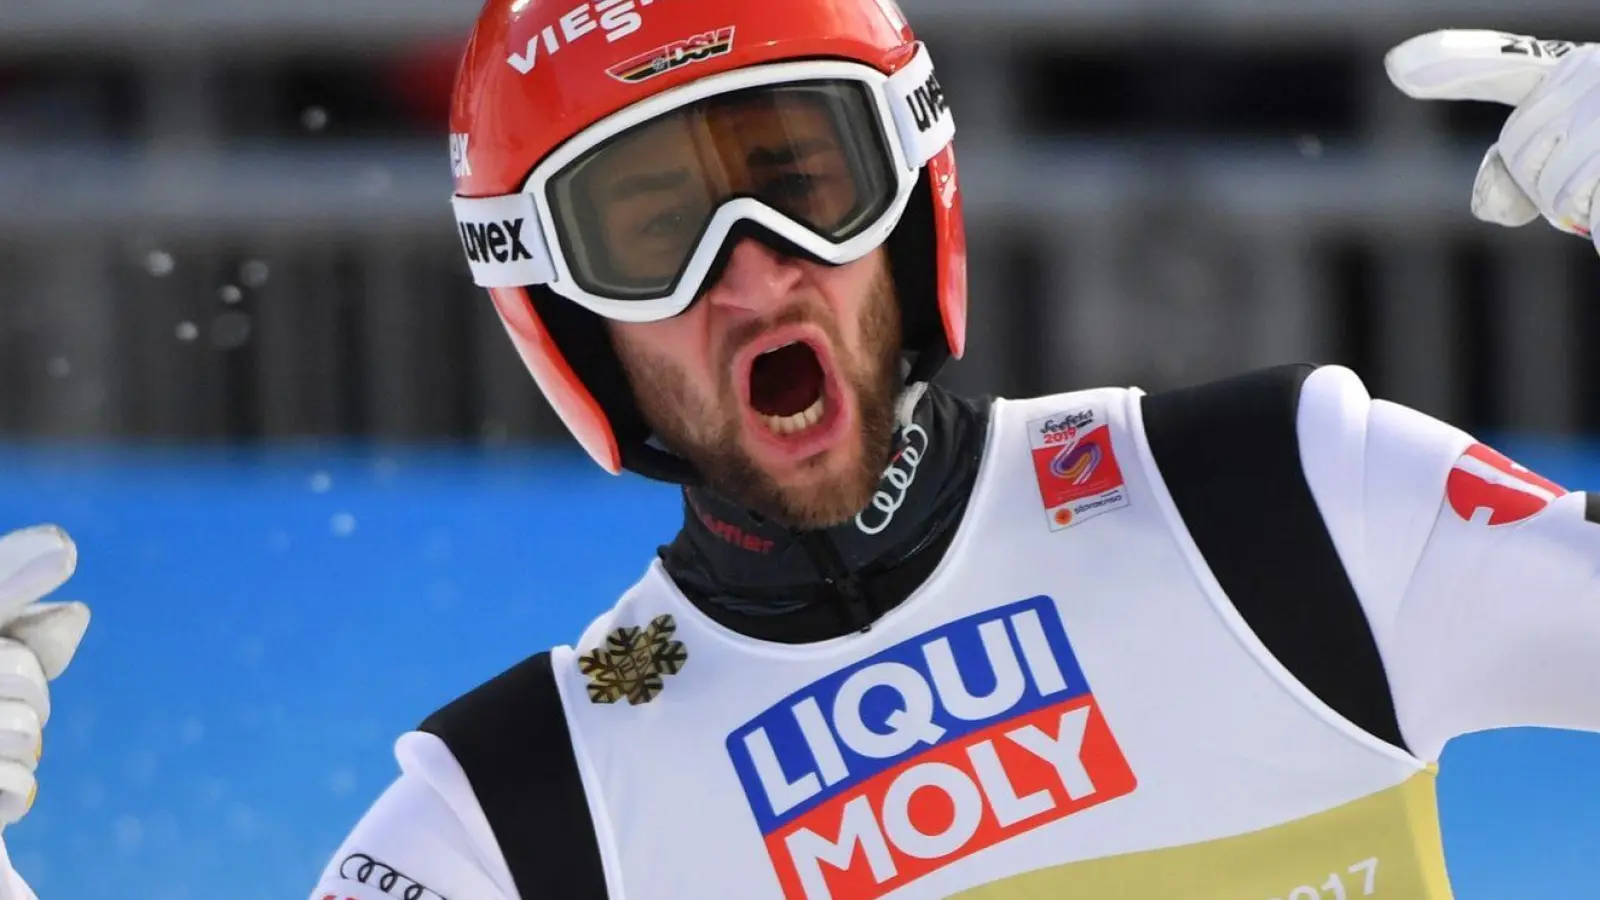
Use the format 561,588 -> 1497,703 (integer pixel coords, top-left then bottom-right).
718,306 -> 821,375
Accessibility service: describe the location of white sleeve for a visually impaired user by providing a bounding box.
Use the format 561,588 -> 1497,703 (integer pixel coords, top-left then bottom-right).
5,873 -> 34,900
1299,364 -> 1600,763
0,835 -> 37,900
309,731 -> 522,900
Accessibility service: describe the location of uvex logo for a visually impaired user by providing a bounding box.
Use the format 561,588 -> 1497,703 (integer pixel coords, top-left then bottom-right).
458,219 -> 534,264
905,71 -> 948,134
726,596 -> 1136,900
449,133 -> 471,179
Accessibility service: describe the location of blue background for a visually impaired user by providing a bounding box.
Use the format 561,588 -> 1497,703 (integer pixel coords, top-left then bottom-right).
0,440 -> 1595,899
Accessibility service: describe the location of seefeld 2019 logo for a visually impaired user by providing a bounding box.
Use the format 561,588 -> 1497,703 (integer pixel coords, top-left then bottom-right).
1028,405 -> 1129,531
725,596 -> 1137,899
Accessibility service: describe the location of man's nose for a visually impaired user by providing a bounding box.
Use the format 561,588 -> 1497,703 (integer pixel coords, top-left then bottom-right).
700,239 -> 804,315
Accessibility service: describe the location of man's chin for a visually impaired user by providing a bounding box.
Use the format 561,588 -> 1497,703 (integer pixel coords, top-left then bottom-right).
702,435 -> 874,531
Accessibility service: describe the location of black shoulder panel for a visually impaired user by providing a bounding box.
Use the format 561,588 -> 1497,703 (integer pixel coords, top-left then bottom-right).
1139,363 -> 1409,753
420,652 -> 610,900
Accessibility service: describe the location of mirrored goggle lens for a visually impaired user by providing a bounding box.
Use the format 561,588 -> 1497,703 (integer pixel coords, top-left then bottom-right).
545,80 -> 896,302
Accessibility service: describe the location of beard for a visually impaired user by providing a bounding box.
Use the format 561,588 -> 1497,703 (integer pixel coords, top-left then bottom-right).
618,261 -> 903,530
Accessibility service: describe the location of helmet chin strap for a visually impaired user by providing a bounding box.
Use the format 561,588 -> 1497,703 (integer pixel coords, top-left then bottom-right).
619,438 -> 705,487
894,380 -> 930,431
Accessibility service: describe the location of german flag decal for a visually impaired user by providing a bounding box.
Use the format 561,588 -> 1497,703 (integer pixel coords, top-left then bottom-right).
607,27 -> 736,84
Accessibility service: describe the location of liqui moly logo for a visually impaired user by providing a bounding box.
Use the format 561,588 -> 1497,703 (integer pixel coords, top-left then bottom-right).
449,132 -> 471,179
726,596 -> 1137,900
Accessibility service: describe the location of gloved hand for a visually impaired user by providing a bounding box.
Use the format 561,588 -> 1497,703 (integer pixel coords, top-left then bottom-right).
1386,30 -> 1600,246
0,526 -> 90,826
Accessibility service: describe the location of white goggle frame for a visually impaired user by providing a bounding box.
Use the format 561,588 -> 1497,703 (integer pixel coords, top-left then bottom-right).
450,41 -> 954,323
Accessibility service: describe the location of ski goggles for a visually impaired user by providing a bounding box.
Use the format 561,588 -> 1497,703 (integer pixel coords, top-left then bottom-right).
451,42 -> 954,323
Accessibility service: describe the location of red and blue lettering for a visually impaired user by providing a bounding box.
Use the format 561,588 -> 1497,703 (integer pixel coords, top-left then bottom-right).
726,596 -> 1137,900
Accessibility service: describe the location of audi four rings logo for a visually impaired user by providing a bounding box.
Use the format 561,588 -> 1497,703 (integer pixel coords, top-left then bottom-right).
338,853 -> 447,900
856,423 -> 929,536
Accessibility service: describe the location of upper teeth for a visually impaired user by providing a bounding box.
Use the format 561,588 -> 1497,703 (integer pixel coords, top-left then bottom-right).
759,341 -> 800,357
762,395 -> 826,435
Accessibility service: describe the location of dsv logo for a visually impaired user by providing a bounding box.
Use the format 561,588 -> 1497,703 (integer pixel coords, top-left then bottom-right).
856,423 -> 928,536
338,853 -> 447,900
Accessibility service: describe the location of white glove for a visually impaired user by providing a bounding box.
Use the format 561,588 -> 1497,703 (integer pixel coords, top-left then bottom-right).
0,526 -> 90,826
1386,30 -> 1600,246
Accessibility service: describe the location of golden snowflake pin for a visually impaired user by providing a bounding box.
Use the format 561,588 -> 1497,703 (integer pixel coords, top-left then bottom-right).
578,614 -> 688,705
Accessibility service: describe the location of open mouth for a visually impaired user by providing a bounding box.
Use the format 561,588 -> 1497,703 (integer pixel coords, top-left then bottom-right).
750,340 -> 827,435
735,326 -> 851,463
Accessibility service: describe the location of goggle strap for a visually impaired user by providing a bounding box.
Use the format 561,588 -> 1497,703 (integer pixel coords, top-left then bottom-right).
451,192 -> 557,288
886,43 -> 955,171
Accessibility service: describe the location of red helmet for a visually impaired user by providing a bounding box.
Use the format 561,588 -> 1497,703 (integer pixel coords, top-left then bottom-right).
449,0 -> 967,481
